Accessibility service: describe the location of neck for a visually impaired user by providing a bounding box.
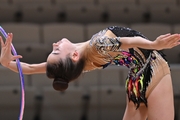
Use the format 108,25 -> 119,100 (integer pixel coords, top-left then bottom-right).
76,40 -> 107,71
75,40 -> 90,57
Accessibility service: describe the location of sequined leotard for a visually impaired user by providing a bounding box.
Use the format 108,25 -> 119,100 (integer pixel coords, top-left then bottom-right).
89,26 -> 168,109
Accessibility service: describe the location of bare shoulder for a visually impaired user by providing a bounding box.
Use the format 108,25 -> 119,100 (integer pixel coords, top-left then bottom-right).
105,30 -> 117,38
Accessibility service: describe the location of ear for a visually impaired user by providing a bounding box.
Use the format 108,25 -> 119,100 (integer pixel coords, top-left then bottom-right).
71,50 -> 79,62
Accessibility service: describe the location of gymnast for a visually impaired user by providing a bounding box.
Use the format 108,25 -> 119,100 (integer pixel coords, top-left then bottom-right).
0,26 -> 180,120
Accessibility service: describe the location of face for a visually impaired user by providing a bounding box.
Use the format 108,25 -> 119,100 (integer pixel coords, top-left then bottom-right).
47,38 -> 75,63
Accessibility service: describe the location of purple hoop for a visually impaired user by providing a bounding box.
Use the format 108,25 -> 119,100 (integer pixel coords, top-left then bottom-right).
0,26 -> 25,120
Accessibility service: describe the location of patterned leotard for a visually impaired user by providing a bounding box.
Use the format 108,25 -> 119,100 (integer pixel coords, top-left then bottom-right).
89,26 -> 166,109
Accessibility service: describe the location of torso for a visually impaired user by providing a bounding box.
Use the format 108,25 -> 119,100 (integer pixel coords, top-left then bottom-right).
84,27 -> 147,72
83,26 -> 167,108
83,29 -> 116,72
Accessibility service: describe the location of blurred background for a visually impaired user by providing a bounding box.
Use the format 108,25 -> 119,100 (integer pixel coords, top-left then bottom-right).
0,0 -> 180,120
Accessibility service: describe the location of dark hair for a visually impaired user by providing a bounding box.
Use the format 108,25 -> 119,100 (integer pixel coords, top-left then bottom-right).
46,56 -> 85,91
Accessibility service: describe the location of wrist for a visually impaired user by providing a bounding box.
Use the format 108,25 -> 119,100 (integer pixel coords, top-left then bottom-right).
151,41 -> 158,50
1,61 -> 10,68
149,41 -> 155,50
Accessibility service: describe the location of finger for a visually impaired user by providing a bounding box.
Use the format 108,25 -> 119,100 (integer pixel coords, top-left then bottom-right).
8,33 -> 13,43
159,33 -> 171,39
175,41 -> 180,47
6,33 -> 12,48
163,34 -> 179,44
0,36 -> 5,47
176,34 -> 180,42
170,41 -> 180,48
169,34 -> 180,44
5,33 -> 10,46
157,33 -> 171,40
4,35 -> 13,54
12,55 -> 23,60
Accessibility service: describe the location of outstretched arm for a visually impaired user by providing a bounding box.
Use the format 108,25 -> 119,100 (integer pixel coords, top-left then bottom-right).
0,33 -> 46,74
5,61 -> 46,74
105,30 -> 180,50
120,33 -> 180,50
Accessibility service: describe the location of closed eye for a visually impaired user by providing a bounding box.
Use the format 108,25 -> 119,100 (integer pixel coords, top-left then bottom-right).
52,52 -> 60,55
52,48 -> 60,55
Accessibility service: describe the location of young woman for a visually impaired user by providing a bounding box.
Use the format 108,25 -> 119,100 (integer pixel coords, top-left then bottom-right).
1,26 -> 180,120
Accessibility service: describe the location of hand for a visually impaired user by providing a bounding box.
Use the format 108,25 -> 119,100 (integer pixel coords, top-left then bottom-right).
0,33 -> 22,67
153,33 -> 180,50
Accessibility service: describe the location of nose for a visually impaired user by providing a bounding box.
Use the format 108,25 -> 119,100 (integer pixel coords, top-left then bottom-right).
52,42 -> 59,46
53,43 -> 56,46
52,43 -> 58,50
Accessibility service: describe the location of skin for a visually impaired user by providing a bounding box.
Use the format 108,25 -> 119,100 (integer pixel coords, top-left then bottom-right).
1,31 -> 180,73
123,58 -> 174,120
0,31 -> 180,119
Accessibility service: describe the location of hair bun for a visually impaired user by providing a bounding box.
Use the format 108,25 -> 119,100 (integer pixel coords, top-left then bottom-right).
53,78 -> 68,91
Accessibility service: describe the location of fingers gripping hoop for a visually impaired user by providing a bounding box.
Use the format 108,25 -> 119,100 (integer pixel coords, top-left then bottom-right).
0,26 -> 25,120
